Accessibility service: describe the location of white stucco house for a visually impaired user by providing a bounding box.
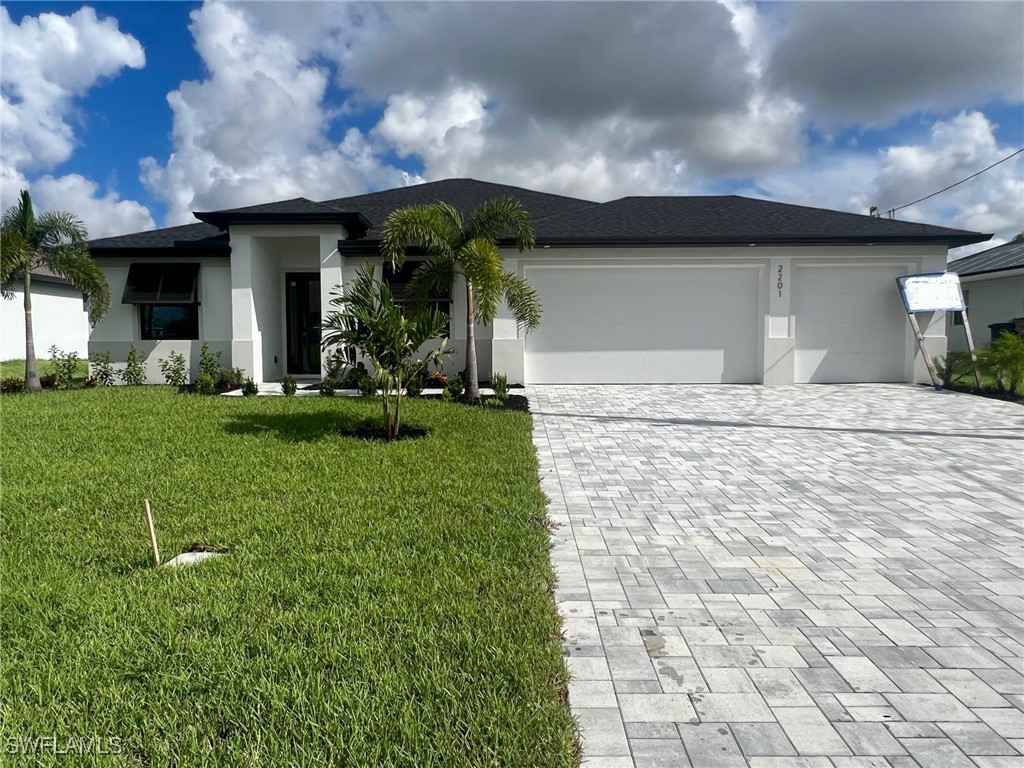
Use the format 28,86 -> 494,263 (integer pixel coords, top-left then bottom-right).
86,179 -> 989,386
1,269 -> 89,361
946,240 -> 1024,353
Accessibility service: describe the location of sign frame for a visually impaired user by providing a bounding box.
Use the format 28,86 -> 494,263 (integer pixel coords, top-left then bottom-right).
895,271 -> 966,314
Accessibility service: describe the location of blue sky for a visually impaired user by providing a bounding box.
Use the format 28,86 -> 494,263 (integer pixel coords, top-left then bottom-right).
2,1 -> 1022,251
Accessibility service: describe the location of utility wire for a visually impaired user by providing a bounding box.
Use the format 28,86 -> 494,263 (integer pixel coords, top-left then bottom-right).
883,147 -> 1024,217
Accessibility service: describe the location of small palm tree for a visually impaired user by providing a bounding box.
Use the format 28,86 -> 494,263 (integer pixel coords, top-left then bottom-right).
1,190 -> 110,392
381,197 -> 541,402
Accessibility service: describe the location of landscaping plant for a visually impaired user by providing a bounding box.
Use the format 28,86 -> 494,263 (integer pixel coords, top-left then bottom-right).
1,377 -> 26,394
198,342 -> 221,384
281,375 -> 297,397
195,373 -> 216,396
979,332 -> 1024,394
0,190 -> 110,392
90,350 -> 117,386
242,377 -> 259,397
158,351 -> 188,387
491,372 -> 509,403
47,345 -> 81,390
358,375 -> 377,397
321,265 -> 452,439
381,196 -> 540,402
445,373 -> 465,401
425,369 -> 448,388
121,345 -> 146,386
319,377 -> 337,397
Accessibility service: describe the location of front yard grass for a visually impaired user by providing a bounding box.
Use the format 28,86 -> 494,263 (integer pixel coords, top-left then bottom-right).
1,388 -> 577,766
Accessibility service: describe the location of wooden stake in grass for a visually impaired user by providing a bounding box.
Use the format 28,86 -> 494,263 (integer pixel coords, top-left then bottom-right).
143,499 -> 161,567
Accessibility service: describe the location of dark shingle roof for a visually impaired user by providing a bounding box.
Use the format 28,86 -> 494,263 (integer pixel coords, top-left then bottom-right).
194,197 -> 370,234
199,197 -> 344,216
321,179 -> 595,239
89,222 -> 227,254
948,239 -> 1024,276
531,195 -> 987,246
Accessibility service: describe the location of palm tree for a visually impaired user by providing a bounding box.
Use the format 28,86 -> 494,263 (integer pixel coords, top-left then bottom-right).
1,190 -> 110,392
381,197 -> 541,402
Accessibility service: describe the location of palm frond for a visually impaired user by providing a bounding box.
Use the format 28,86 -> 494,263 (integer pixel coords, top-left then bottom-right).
406,257 -> 458,314
466,197 -> 536,252
459,238 -> 505,324
380,204 -> 459,267
502,270 -> 543,331
44,242 -> 111,326
34,210 -> 88,250
1,190 -> 35,238
1,229 -> 32,297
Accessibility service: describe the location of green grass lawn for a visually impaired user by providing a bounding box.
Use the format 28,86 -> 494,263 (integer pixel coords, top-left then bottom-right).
1,358 -> 90,381
1,388 -> 577,767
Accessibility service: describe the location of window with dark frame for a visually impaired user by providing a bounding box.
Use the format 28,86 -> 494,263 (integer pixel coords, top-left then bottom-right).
122,263 -> 201,341
383,261 -> 453,335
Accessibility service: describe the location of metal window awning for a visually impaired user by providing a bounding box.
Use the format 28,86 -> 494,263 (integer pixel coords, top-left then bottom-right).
122,263 -> 200,304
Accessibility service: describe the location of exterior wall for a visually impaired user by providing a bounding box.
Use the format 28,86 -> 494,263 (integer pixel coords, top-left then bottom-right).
1,280 -> 89,361
947,271 -> 1024,353
89,255 -> 232,383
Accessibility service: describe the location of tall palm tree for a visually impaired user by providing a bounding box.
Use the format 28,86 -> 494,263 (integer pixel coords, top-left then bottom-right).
381,197 -> 541,402
1,190 -> 110,392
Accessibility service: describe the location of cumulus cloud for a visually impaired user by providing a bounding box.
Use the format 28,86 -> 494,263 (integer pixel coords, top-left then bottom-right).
0,5 -> 151,237
766,1 -> 1024,126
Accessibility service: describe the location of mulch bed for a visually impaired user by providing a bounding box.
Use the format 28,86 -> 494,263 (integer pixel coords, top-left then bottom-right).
939,383 -> 1024,404
346,422 -> 431,441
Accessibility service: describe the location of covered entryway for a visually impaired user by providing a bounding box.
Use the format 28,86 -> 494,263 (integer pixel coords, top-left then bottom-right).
524,264 -> 761,384
793,264 -> 908,383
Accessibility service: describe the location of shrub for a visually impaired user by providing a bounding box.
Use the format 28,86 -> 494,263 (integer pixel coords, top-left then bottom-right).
195,373 -> 216,396
242,377 -> 259,397
220,366 -> 244,390
48,345 -> 81,390
319,377 -> 337,397
89,350 -> 116,386
340,361 -> 369,389
1,377 -> 27,395
198,342 -> 222,383
445,373 -> 464,401
483,396 -> 503,408
158,351 -> 188,387
83,376 -> 98,389
358,375 -> 377,397
425,370 -> 448,388
491,372 -> 509,403
281,375 -> 297,396
121,345 -> 145,386
979,332 -> 1024,394
406,377 -> 423,397
39,373 -> 57,389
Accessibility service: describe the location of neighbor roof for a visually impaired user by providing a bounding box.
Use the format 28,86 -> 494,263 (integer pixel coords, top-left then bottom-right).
88,178 -> 990,256
948,239 -> 1024,277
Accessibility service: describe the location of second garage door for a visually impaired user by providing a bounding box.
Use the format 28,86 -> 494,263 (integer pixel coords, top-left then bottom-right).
524,265 -> 760,384
793,264 -> 908,383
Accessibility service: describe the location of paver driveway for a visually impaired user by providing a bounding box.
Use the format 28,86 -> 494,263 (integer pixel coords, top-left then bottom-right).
531,384 -> 1024,768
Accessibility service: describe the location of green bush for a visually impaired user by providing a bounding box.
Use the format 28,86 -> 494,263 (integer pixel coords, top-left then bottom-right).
198,342 -> 221,383
220,366 -> 245,390
158,351 -> 188,387
242,377 -> 259,397
83,377 -> 98,389
491,372 -> 509,402
89,350 -> 116,386
445,373 -> 464,401
195,373 -> 216,396
483,396 -> 503,408
121,345 -> 145,386
406,377 -> 424,397
39,373 -> 57,389
358,375 -> 377,397
48,345 -> 81,390
1,377 -> 27,395
281,375 -> 297,396
319,377 -> 337,397
979,332 -> 1024,394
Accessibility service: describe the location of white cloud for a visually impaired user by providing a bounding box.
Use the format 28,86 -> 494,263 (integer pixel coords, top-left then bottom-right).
0,5 -> 152,237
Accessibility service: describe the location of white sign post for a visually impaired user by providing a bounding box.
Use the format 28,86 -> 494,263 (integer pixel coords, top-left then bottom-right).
895,272 -> 983,390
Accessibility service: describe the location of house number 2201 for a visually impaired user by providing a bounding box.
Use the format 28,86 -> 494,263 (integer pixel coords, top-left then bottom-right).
776,264 -> 784,297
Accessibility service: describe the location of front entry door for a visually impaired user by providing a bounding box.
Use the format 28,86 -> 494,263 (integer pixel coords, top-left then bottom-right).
286,273 -> 321,375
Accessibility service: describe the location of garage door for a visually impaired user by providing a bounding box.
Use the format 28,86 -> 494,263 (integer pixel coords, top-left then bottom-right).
794,265 -> 907,383
524,265 -> 760,384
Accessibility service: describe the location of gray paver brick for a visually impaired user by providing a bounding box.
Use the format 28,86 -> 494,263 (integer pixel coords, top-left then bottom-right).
773,706 -> 850,755
533,385 -> 1023,768
834,722 -> 906,755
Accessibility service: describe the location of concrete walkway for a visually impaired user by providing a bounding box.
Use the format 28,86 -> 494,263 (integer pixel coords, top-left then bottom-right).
531,384 -> 1024,768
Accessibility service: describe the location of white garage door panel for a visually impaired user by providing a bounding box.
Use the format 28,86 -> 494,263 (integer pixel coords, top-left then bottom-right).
525,266 -> 760,384
794,266 -> 907,383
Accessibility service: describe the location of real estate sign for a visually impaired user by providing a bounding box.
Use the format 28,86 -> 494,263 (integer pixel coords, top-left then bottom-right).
895,272 -> 965,313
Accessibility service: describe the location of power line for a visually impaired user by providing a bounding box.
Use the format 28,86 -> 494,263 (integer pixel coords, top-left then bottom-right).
879,147 -> 1024,218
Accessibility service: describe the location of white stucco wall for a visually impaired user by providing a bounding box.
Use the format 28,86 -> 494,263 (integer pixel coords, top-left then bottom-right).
947,271 -> 1024,353
1,280 -> 89,361
90,255 -> 232,383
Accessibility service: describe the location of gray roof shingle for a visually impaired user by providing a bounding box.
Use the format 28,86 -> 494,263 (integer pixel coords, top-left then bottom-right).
948,239 -> 1024,276
89,222 -> 226,252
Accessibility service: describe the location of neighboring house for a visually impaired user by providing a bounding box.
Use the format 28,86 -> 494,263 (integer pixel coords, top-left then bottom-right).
946,240 -> 1024,353
87,178 -> 988,386
1,267 -> 89,361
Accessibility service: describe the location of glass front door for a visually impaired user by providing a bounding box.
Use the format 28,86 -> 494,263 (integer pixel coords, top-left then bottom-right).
286,273 -> 321,375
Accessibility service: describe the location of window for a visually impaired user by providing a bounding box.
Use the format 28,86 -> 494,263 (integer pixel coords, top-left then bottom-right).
383,261 -> 452,333
953,288 -> 969,325
122,263 -> 201,340
140,304 -> 199,340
